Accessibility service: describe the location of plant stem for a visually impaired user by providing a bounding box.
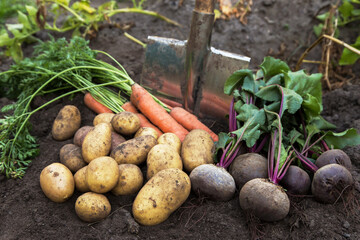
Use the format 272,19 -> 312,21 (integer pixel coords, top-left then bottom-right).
321,139 -> 330,151
11,80 -> 126,152
296,34 -> 360,71
107,8 -> 181,27
124,32 -> 147,48
42,0 -> 86,23
254,134 -> 270,153
292,147 -> 319,172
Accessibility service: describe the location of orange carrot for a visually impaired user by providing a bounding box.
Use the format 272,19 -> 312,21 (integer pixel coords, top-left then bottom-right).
121,101 -> 139,113
121,101 -> 163,137
156,96 -> 183,109
170,107 -> 219,142
136,113 -> 163,137
130,83 -> 189,141
84,92 -> 113,114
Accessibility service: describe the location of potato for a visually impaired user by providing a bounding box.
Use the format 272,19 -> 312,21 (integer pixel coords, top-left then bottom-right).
181,129 -> 215,172
147,144 -> 183,180
135,127 -> 159,140
74,166 -> 90,192
59,144 -> 86,172
93,113 -> 115,131
52,105 -> 81,141
132,168 -> 191,226
82,123 -> 112,163
111,111 -> 140,135
75,192 -> 111,222
40,163 -> 74,203
112,164 -> 143,196
110,131 -> 126,152
86,156 -> 119,193
73,126 -> 94,147
157,133 -> 181,153
111,135 -> 157,165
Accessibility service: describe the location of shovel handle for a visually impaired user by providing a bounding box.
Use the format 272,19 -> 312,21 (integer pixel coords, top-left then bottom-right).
195,0 -> 215,14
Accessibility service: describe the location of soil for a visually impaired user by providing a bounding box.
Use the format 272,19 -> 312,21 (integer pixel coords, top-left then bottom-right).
1,0 -> 360,239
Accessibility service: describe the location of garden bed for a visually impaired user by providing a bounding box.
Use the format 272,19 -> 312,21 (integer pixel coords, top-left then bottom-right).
1,0 -> 359,239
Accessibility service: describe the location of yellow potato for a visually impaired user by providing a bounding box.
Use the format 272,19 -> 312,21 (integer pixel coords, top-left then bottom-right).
132,168 -> 191,226
112,164 -> 144,196
134,127 -> 159,140
85,156 -> 119,193
147,144 -> 183,180
93,113 -> 115,131
75,192 -> 111,222
111,135 -> 157,165
74,166 -> 90,192
181,129 -> 215,172
111,111 -> 140,135
52,105 -> 81,141
157,133 -> 181,154
82,123 -> 112,163
40,163 -> 74,203
73,126 -> 94,147
59,144 -> 86,172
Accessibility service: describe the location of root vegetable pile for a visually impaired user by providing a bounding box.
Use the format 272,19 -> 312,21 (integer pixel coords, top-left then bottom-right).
215,56 -> 360,222
2,37 -> 359,233
40,105 -> 213,224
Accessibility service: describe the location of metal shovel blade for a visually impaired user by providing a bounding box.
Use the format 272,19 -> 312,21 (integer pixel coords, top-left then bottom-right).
140,1 -> 250,123
140,36 -> 186,105
197,48 -> 250,120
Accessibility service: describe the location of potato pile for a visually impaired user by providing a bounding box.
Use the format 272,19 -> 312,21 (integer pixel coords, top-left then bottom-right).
40,105 -> 215,225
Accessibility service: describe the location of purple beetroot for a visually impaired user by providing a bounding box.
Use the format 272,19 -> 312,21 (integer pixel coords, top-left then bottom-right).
311,163 -> 354,204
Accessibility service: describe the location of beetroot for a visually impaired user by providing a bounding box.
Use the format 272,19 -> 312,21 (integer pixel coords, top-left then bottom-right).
190,164 -> 236,202
229,153 -> 268,190
311,164 -> 354,204
239,178 -> 290,222
315,149 -> 352,170
280,165 -> 311,195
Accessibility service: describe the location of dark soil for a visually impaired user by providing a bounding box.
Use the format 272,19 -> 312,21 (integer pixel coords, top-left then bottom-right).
1,0 -> 360,239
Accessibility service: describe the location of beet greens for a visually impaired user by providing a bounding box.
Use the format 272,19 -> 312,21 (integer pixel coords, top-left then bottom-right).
215,56 -> 360,180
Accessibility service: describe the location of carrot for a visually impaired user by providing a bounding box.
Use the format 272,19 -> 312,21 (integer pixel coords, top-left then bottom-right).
84,92 -> 113,114
121,101 -> 163,137
121,101 -> 139,113
156,96 -> 183,109
130,83 -> 189,141
170,107 -> 219,142
136,113 -> 163,137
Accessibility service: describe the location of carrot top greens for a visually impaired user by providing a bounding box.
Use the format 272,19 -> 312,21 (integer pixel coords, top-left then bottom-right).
0,37 -> 150,178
